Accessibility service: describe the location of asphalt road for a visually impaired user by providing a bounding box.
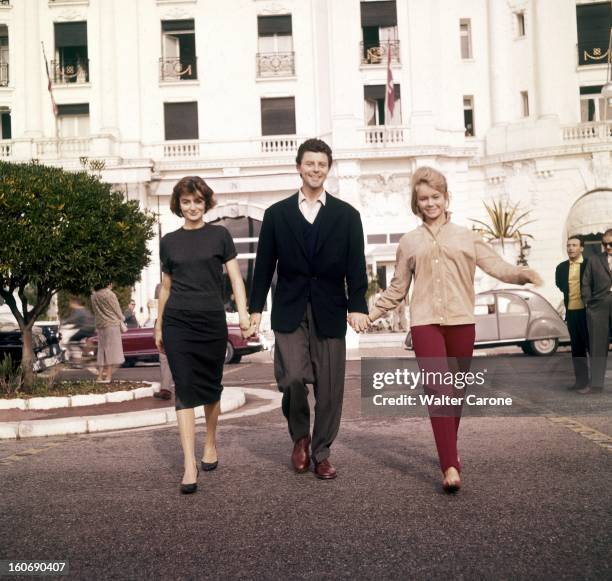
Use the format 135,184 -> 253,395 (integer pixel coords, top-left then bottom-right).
1,354 -> 611,580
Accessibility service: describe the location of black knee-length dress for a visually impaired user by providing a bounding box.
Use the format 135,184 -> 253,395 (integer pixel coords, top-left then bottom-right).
160,224 -> 237,410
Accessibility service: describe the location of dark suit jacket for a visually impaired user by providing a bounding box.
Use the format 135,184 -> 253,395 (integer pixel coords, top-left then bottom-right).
249,192 -> 368,338
581,252 -> 612,306
555,259 -> 587,312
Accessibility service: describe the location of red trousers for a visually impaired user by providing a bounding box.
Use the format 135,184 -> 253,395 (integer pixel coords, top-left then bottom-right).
411,324 -> 476,473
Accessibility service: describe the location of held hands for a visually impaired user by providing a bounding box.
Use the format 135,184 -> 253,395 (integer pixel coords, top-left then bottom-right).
154,327 -> 164,354
239,312 -> 255,339
348,312 -> 370,333
249,312 -> 262,336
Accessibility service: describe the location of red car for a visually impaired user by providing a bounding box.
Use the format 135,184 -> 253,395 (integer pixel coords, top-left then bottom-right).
85,324 -> 265,366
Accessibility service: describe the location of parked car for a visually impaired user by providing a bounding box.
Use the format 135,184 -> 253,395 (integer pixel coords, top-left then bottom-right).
84,324 -> 266,367
0,323 -> 66,372
405,289 -> 571,356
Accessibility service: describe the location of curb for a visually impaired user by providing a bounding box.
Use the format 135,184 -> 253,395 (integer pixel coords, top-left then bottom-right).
0,387 -> 246,440
0,382 -> 159,411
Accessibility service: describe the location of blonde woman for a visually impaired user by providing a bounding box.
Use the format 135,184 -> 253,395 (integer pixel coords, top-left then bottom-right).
369,167 -> 541,493
155,176 -> 252,494
90,283 -> 126,383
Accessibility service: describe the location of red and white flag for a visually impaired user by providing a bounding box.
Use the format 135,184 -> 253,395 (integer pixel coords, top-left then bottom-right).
385,45 -> 395,121
41,42 -> 58,116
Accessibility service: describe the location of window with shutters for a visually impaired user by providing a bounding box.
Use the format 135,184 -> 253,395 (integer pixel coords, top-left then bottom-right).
53,22 -> 89,84
0,25 -> 7,87
0,107 -> 10,140
160,19 -> 197,81
261,97 -> 296,136
360,1 -> 399,65
463,96 -> 475,136
580,85 -> 612,122
520,91 -> 529,117
459,19 -> 472,59
257,15 -> 295,78
363,84 -> 401,126
57,104 -> 90,138
576,3 -> 611,66
164,102 -> 199,141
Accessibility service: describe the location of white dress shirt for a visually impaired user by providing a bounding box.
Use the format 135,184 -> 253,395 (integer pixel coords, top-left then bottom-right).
298,189 -> 326,224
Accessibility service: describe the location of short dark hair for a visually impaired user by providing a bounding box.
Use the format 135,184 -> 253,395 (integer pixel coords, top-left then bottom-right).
603,228 -> 612,238
567,236 -> 584,247
170,176 -> 216,217
295,138 -> 333,167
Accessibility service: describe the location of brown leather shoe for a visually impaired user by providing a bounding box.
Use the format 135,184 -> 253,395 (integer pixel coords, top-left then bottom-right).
314,458 -> 337,480
154,389 -> 172,400
291,436 -> 310,473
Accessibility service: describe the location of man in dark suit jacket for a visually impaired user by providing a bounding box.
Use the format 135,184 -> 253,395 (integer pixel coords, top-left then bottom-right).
580,228 -> 612,393
555,237 -> 589,390
249,139 -> 369,479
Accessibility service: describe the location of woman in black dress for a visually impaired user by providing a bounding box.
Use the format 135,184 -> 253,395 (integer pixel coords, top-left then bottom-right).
155,176 -> 252,494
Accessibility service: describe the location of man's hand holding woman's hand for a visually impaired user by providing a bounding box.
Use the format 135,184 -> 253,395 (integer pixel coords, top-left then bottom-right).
348,312 -> 370,333
239,312 -> 255,338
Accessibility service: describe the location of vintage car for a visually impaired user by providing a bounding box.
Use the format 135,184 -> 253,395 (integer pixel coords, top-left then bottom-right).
84,323 -> 266,366
0,323 -> 65,372
405,289 -> 571,356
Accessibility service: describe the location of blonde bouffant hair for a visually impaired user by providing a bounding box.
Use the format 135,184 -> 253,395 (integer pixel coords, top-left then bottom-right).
410,166 -> 449,216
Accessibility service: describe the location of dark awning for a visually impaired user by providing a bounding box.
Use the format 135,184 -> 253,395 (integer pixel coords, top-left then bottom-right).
54,22 -> 87,47
261,97 -> 296,136
360,1 -> 397,28
162,19 -> 195,32
164,102 -> 199,140
258,15 -> 292,36
364,84 -> 401,100
57,103 -> 89,115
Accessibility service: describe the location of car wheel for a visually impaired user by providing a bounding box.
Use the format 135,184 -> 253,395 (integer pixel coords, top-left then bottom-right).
225,342 -> 235,364
527,338 -> 559,356
230,354 -> 242,364
122,358 -> 136,368
520,342 -> 533,355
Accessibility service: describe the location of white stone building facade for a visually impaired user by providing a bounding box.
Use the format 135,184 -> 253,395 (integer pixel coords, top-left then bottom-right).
0,0 -> 610,322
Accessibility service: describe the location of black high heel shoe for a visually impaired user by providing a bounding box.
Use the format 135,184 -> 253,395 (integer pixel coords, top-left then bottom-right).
180,466 -> 199,494
201,459 -> 218,472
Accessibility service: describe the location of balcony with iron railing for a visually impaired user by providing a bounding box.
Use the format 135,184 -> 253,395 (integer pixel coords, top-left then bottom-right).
0,62 -> 8,87
256,52 -> 295,78
360,40 -> 400,65
577,41 -> 609,67
0,1 -> 10,6
0,140 -> 11,157
159,56 -> 198,81
51,59 -> 89,84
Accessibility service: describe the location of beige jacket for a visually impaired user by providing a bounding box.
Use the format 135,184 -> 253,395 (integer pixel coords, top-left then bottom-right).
370,220 -> 531,327
91,288 -> 124,329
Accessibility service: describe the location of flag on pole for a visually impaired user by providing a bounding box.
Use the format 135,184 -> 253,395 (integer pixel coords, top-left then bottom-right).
385,44 -> 395,122
41,42 -> 58,116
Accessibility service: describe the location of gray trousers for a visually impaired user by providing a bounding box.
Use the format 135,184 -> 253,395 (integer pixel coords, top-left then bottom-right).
587,292 -> 612,389
274,303 -> 346,463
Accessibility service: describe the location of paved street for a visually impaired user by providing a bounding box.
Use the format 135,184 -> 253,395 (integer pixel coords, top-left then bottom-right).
1,354 -> 611,580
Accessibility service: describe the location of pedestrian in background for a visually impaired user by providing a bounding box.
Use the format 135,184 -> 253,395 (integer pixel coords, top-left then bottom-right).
555,237 -> 589,390
124,300 -> 139,329
90,283 -> 126,383
369,166 -> 542,493
155,176 -> 252,494
580,228 -> 612,394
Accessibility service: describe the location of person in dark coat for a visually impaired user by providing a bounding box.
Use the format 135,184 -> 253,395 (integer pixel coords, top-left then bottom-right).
580,228 -> 612,394
249,138 -> 369,480
555,236 -> 589,390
